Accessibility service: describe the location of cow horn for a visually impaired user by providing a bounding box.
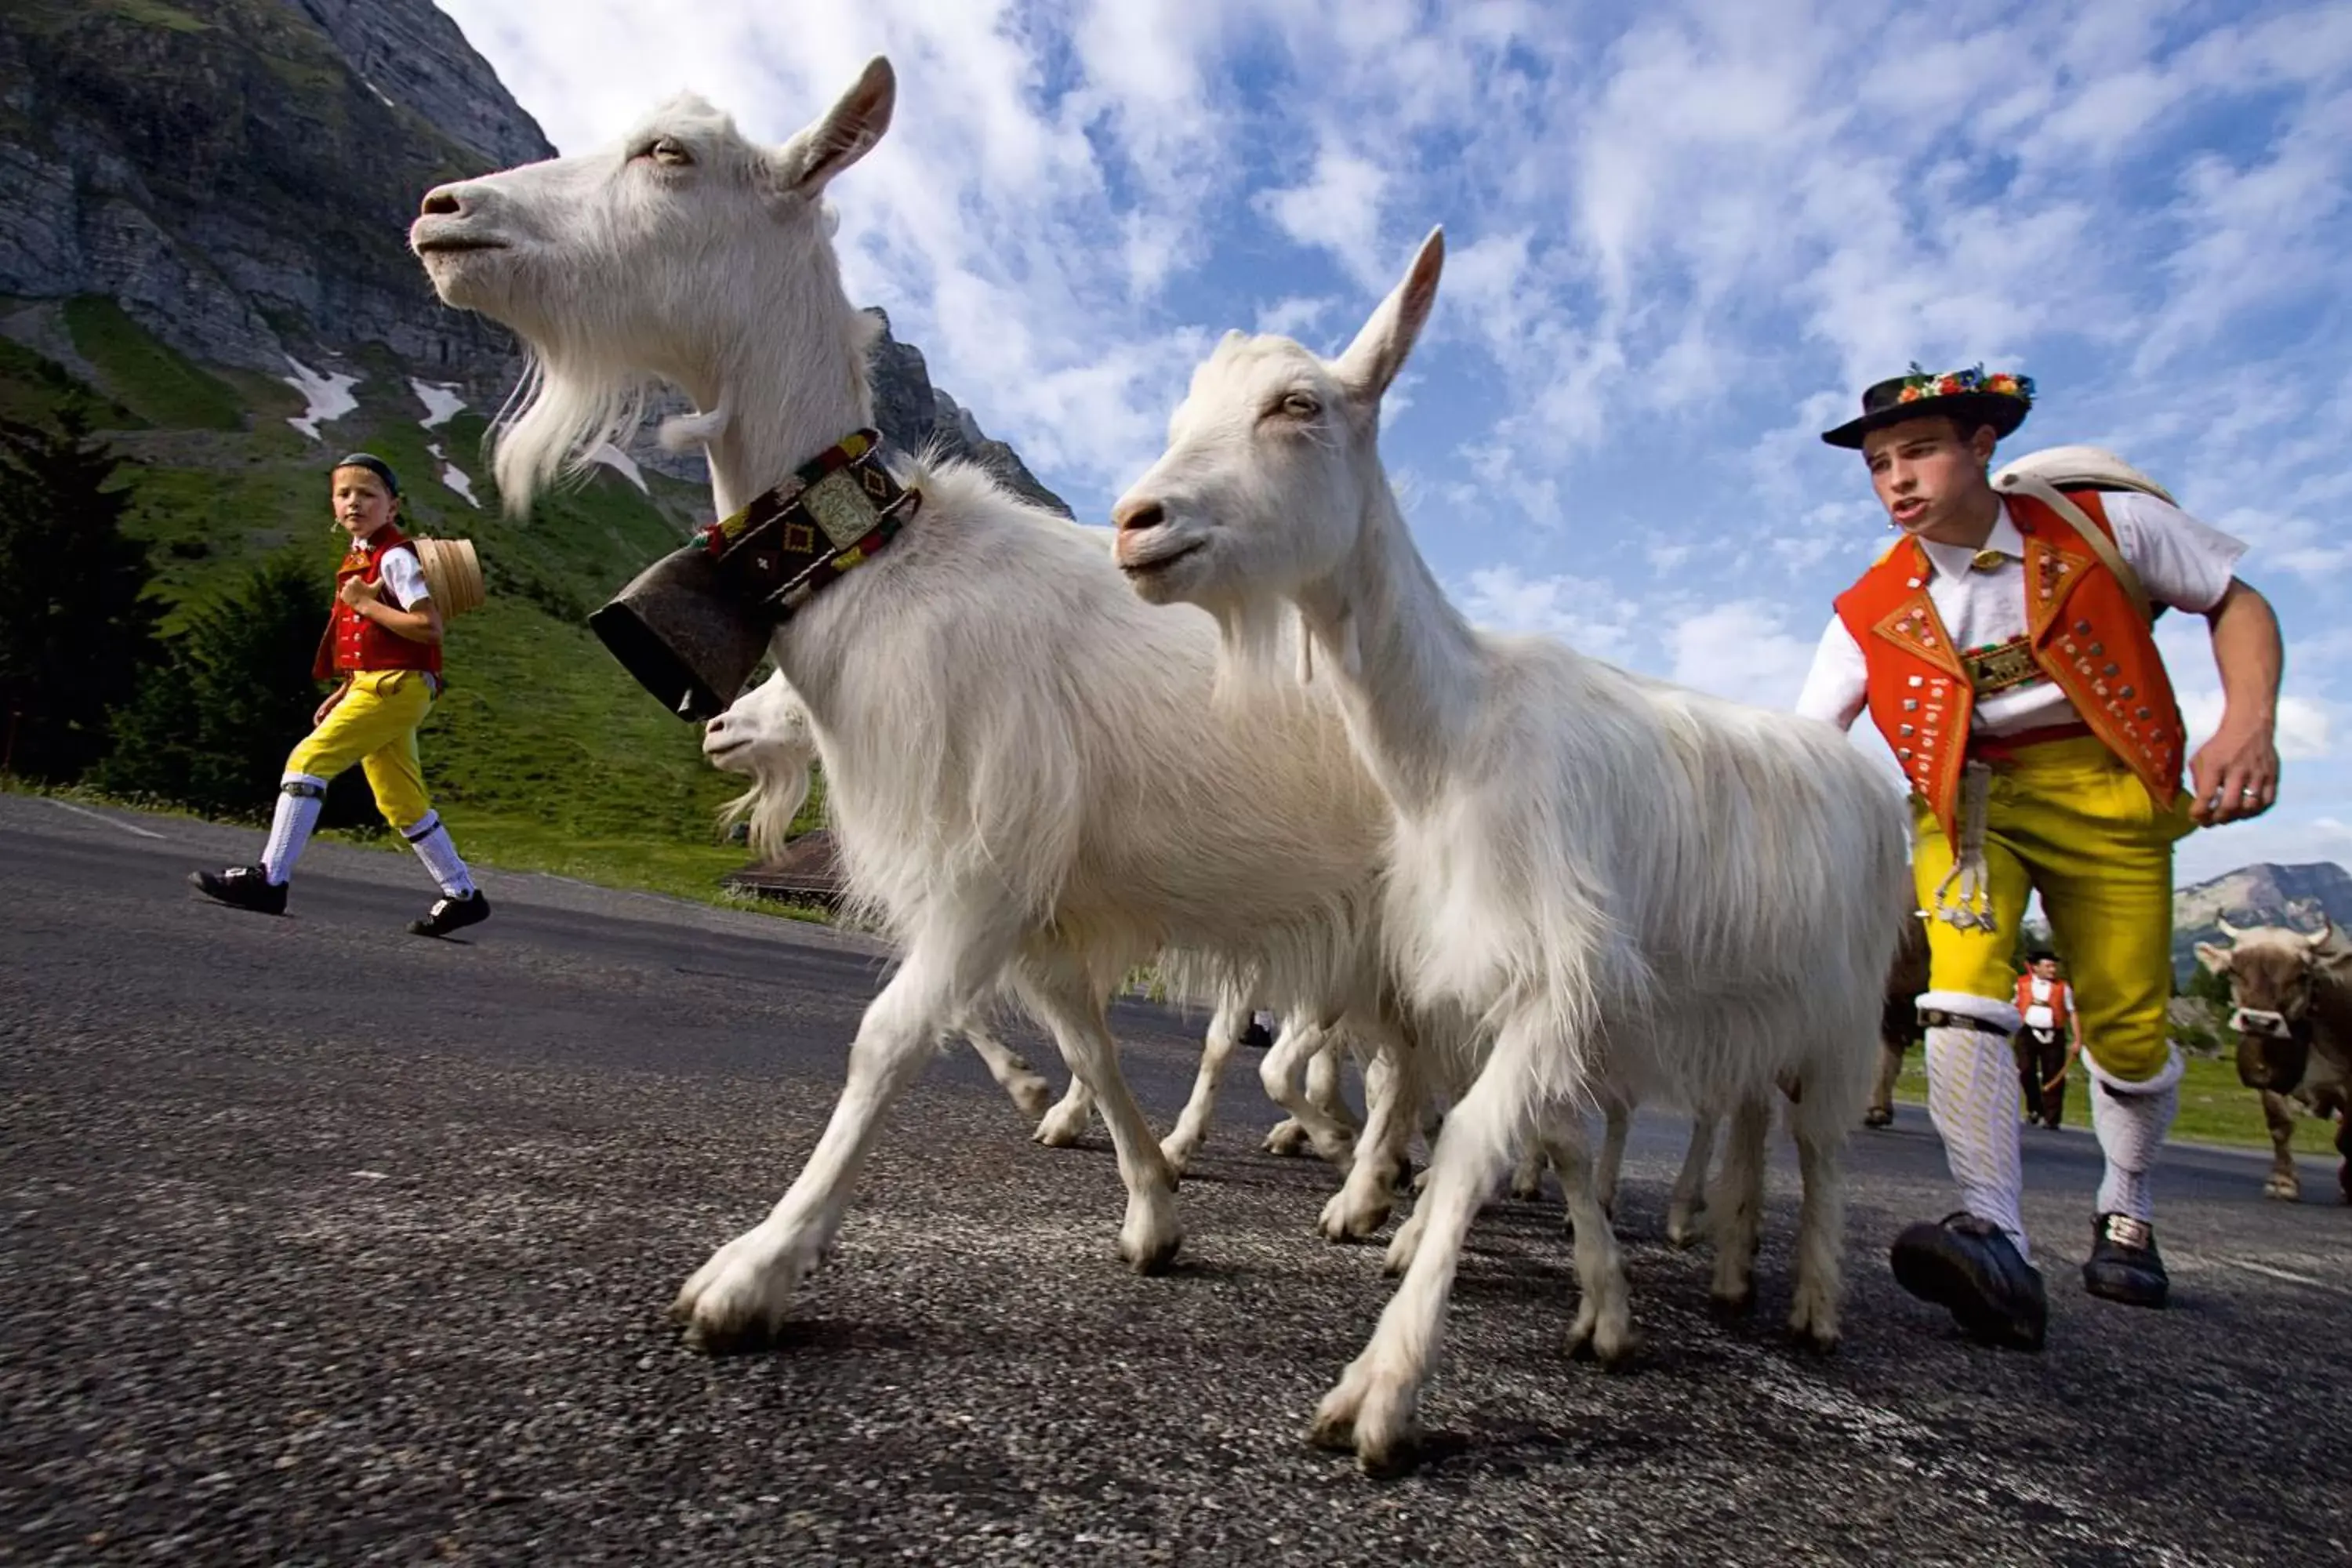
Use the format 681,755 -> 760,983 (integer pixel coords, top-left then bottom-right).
2308,916 -> 2335,950
2216,917 -> 2246,942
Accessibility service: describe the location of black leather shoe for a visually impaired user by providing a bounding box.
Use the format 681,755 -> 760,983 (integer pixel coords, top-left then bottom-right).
2082,1213 -> 2168,1308
1891,1213 -> 2048,1351
408,890 -> 490,938
189,866 -> 287,916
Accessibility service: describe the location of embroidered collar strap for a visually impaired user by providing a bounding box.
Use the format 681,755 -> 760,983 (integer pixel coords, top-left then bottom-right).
694,428 -> 920,622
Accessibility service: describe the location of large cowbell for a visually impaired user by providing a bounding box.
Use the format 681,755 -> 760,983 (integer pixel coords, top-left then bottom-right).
589,543 -> 771,722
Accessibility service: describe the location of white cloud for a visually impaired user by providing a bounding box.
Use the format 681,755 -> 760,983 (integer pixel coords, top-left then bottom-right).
1663,599 -> 1820,711
1255,146 -> 1391,289
1456,564 -> 1640,665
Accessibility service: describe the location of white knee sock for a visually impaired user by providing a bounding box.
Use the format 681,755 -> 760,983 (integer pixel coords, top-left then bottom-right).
401,811 -> 476,898
2088,1051 -> 2182,1223
1924,1023 -> 2031,1260
261,774 -> 328,885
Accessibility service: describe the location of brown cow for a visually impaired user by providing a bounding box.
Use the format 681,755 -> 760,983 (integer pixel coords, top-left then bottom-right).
1864,914 -> 1933,1128
2194,918 -> 2352,1204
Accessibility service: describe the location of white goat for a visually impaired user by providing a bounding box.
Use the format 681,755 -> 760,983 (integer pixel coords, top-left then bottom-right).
412,61 -> 1429,1352
702,673 -> 1059,1124
703,670 -> 1341,1174
1112,230 -> 1911,1474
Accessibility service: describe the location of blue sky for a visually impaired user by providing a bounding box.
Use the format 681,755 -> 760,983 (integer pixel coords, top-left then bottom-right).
438,0 -> 2349,886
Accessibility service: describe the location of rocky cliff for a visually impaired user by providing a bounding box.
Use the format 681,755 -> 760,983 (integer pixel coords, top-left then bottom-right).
0,0 -> 1065,512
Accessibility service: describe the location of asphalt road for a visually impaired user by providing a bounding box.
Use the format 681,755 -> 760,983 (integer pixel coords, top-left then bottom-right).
2,793 -> 2347,1566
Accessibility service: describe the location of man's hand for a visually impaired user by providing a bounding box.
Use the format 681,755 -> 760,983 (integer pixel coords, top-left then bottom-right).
2187,717 -> 2280,826
337,574 -> 381,609
314,685 -> 347,728
2190,580 -> 2285,828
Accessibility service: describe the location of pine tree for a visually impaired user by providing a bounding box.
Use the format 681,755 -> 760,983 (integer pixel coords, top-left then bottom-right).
0,415 -> 155,782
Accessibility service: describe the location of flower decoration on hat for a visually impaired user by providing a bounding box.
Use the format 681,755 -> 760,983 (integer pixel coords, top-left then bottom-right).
1892,362 -> 2034,409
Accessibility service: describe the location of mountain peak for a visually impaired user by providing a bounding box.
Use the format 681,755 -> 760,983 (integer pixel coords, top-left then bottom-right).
281,0 -> 557,170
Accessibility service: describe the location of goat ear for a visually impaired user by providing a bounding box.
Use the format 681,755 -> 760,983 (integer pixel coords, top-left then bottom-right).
2193,942 -> 2231,975
773,56 -> 895,197
1334,227 -> 1443,405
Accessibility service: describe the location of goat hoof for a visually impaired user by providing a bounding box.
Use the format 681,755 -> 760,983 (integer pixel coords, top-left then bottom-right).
1032,1102 -> 1091,1148
1008,1076 -> 1056,1120
1160,1137 -> 1200,1181
1262,1120 -> 1313,1157
672,1232 -> 811,1354
1319,1189 -> 1391,1243
1595,1330 -> 1643,1370
2263,1176 -> 2299,1202
1118,1225 -> 1183,1275
1789,1325 -> 1841,1357
1708,1287 -> 1756,1321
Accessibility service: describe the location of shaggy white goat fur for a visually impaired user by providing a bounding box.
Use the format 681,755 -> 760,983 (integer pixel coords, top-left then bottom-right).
703,670 -> 1347,1174
412,60 -> 1431,1352
1112,230 -> 1912,1474
702,673 -> 1058,1124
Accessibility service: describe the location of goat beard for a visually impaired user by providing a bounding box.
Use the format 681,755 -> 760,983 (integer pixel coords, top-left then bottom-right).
490,346 -> 660,514
717,764 -> 813,862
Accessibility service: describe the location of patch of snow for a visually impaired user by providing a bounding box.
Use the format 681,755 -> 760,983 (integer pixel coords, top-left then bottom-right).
586,441 -> 648,492
411,378 -> 466,430
363,78 -> 397,111
439,461 -> 480,509
281,357 -> 359,441
426,440 -> 480,508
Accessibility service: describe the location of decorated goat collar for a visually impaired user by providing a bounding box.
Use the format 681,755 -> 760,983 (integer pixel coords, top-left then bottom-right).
695,428 -> 920,622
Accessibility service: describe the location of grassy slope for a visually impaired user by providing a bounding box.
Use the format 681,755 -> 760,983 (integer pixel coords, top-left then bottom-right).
7,299 -> 790,909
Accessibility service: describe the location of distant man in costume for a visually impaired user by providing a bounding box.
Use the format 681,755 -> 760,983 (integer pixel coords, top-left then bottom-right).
2013,950 -> 2077,1130
1795,367 -> 2281,1348
191,453 -> 491,938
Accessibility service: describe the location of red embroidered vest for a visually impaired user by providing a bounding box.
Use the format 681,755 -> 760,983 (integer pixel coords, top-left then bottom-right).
1832,489 -> 2183,848
2014,973 -> 2071,1019
311,526 -> 442,682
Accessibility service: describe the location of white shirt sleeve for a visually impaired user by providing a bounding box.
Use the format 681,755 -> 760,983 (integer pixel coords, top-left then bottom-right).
377,547 -> 431,611
2102,491 -> 2245,615
1793,615 -> 1870,730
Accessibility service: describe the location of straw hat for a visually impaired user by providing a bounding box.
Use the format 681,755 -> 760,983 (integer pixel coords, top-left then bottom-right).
412,537 -> 485,619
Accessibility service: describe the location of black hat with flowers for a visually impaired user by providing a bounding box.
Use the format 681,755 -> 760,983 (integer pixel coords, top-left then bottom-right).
1820,363 -> 2035,449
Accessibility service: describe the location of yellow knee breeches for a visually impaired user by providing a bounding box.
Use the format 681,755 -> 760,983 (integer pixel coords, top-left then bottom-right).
285,670 -> 436,831
1911,737 -> 2194,1083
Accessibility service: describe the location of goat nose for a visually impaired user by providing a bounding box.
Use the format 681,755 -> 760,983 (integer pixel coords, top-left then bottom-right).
419,184 -> 466,218
1112,497 -> 1164,533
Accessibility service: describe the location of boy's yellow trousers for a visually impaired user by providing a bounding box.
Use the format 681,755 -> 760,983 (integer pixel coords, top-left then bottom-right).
1910,736 -> 2194,1084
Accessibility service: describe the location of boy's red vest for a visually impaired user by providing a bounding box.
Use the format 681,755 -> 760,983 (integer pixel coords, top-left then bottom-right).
2014,973 -> 2072,1022
1832,489 -> 2183,848
311,526 -> 442,682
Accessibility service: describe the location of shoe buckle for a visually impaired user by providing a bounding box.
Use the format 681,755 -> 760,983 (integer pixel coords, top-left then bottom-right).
2101,1214 -> 2152,1250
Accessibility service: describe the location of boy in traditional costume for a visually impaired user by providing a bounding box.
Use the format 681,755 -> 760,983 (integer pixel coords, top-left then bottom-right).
190,454 -> 491,938
1795,368 -> 2281,1348
2014,950 -> 2077,1130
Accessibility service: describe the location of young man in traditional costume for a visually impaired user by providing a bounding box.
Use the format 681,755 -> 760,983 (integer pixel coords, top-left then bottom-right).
2014,950 -> 2077,1130
1795,368 -> 2281,1348
190,453 -> 491,938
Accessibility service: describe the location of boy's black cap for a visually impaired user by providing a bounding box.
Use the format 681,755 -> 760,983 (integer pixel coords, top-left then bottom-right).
332,452 -> 400,496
